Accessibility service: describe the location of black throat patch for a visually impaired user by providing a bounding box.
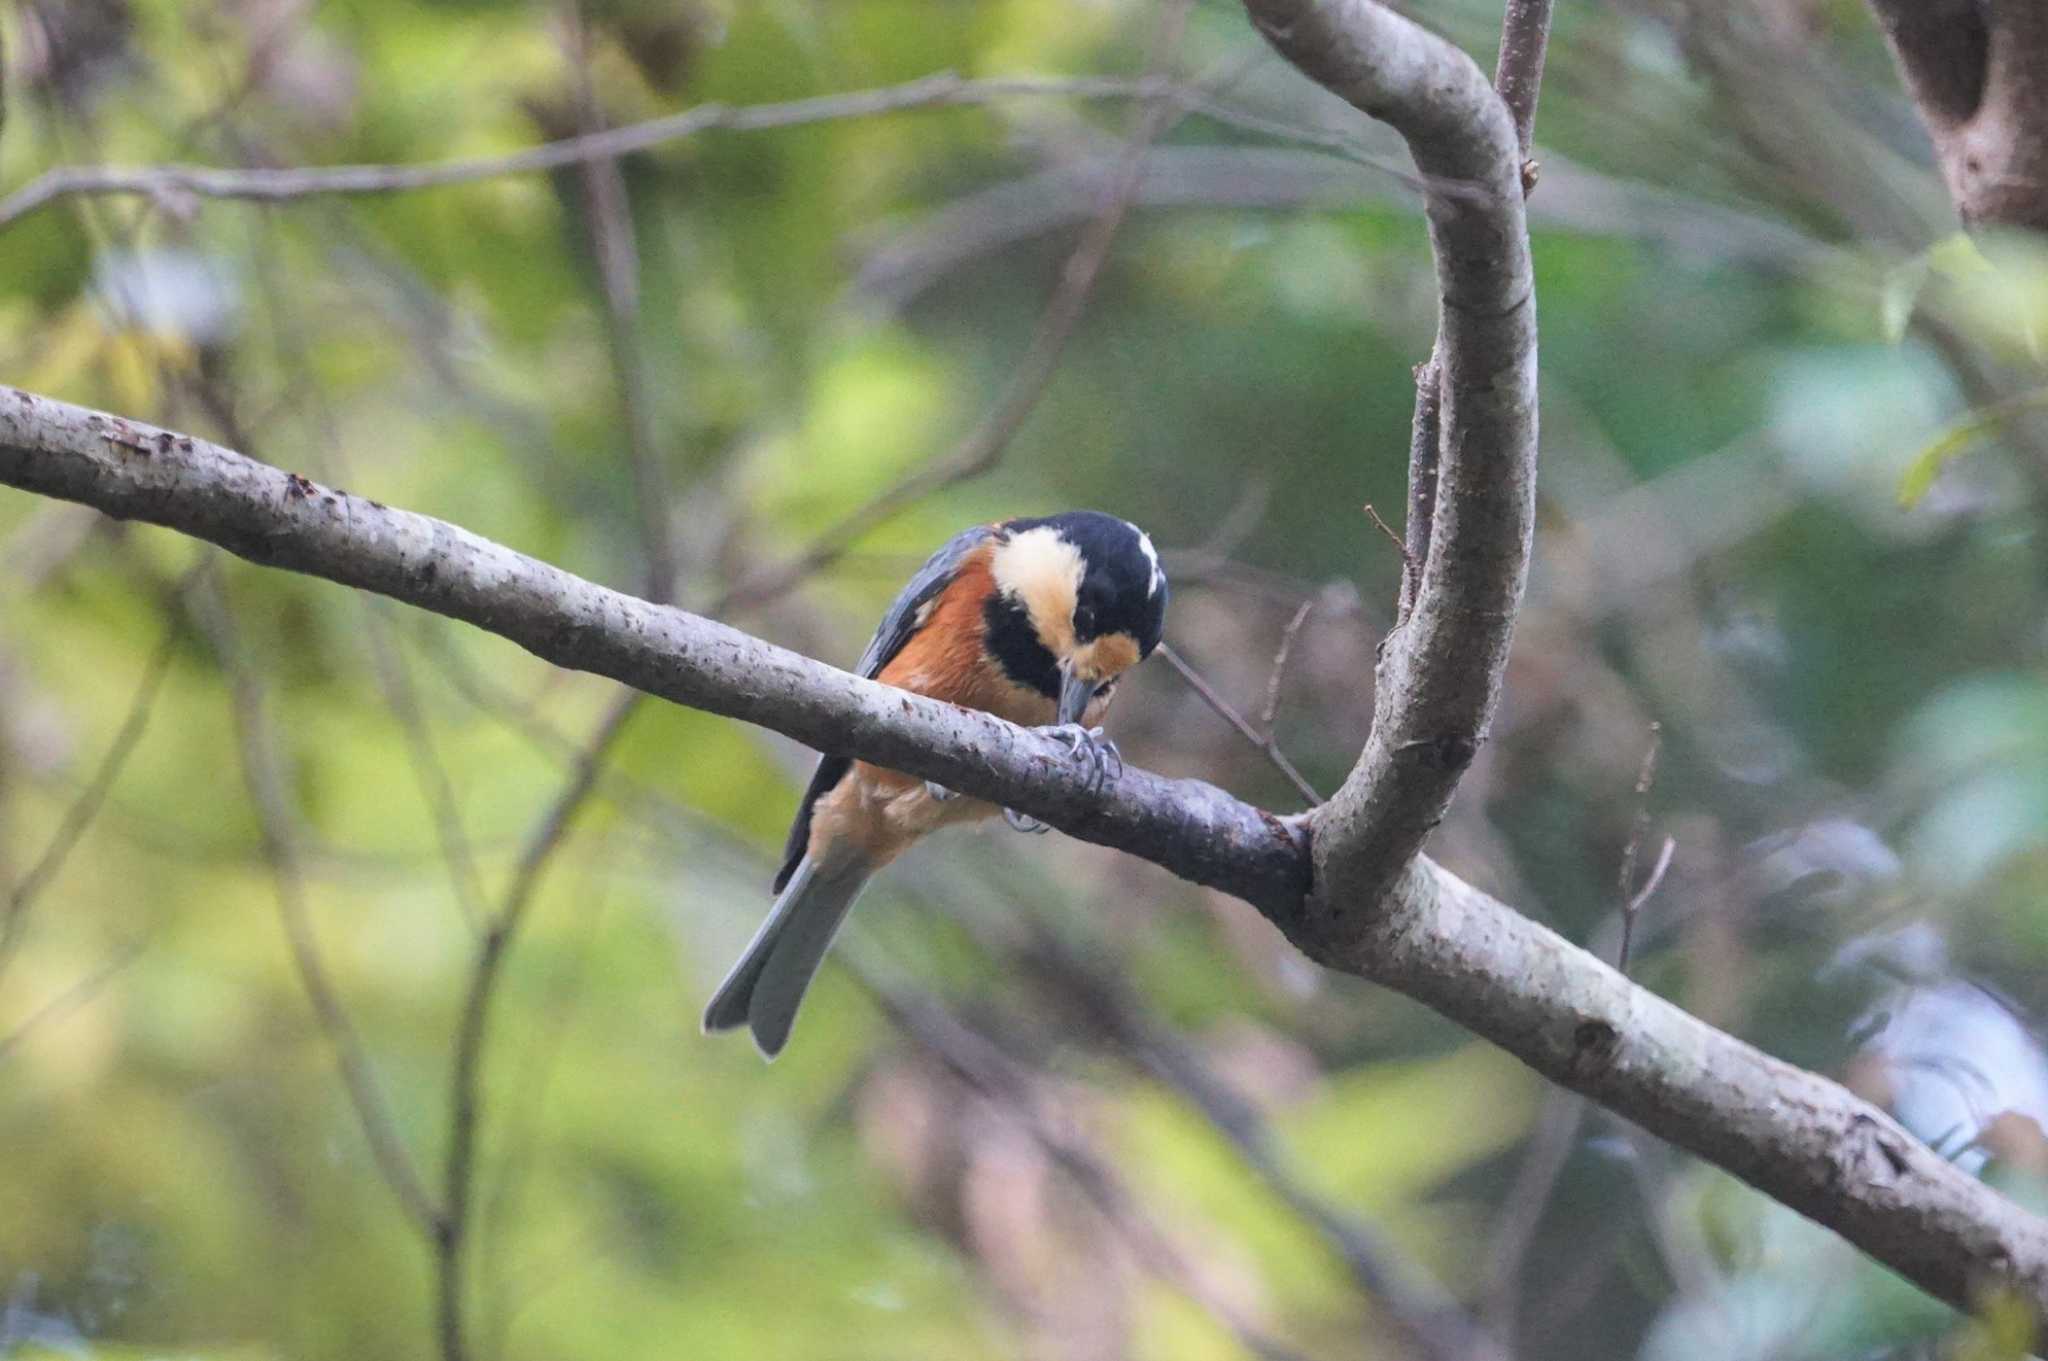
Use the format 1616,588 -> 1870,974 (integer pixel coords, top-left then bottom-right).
981,591 -> 1060,699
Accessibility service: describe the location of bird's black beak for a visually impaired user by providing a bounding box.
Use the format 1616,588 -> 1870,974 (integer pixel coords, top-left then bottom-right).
1057,665 -> 1101,727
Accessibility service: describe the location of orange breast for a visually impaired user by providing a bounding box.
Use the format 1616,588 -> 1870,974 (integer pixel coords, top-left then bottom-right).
874,544 -> 1055,727
806,544 -> 1060,865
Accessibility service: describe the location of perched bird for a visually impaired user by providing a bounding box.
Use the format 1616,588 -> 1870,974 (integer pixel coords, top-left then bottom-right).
703,510 -> 1169,1058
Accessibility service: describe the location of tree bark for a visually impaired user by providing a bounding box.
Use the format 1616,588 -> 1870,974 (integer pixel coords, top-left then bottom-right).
5,0 -> 2048,1328
1867,0 -> 2048,233
5,382 -> 2048,1319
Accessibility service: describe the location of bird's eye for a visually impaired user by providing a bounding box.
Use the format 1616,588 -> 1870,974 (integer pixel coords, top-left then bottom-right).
1074,603 -> 1098,636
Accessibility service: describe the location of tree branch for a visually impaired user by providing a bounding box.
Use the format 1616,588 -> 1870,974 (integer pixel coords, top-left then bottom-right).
0,389 -> 1310,919
1243,0 -> 1538,940
1867,0 -> 2048,231
5,384 -> 2048,1319
0,73 -> 1185,232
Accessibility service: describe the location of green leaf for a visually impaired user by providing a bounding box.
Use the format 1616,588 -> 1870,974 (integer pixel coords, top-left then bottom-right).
1896,388 -> 2048,507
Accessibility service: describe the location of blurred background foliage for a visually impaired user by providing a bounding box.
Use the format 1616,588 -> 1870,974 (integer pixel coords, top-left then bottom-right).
3,0 -> 2048,1357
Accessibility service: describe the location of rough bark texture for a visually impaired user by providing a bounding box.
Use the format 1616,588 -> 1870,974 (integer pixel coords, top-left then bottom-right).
1243,0 -> 1539,949
5,382 -> 2048,1319
6,0 -> 2048,1329
0,389 -> 1310,919
1868,0 -> 2048,232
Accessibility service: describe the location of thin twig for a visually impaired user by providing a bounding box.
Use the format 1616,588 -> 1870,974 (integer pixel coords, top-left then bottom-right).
0,73 -> 1191,231
0,936 -> 150,1068
361,602 -> 491,933
13,398 -> 2048,1313
1619,835 -> 1676,976
566,10 -> 677,606
1615,721 -> 1666,975
1480,1083 -> 1589,1342
432,33 -> 689,1343
1007,909 -> 1503,1361
860,976 -> 1313,1361
1258,598 -> 1315,736
0,587 -> 184,983
436,687 -> 638,1361
718,16 -> 1203,614
1364,500 -> 1422,617
1157,642 -> 1323,807
1491,0 -> 1554,187
187,566 -> 444,1237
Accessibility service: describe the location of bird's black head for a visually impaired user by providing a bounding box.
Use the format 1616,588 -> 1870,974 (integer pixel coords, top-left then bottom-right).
985,510 -> 1168,722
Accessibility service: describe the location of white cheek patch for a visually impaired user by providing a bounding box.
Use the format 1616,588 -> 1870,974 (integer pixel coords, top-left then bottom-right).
1132,525 -> 1164,598
992,525 -> 1084,652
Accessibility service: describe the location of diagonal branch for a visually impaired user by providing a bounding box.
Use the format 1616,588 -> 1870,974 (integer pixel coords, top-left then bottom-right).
5,386 -> 2048,1320
184,563 -> 444,1237
720,6 -> 1196,613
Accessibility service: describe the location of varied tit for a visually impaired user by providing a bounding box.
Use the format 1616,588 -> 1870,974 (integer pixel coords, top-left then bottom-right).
703,510 -> 1169,1058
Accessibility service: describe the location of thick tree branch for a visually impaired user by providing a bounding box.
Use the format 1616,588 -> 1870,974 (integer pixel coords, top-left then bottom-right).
5,386 -> 2048,1319
0,389 -> 1310,922
1867,0 -> 2048,232
1243,0 -> 1538,943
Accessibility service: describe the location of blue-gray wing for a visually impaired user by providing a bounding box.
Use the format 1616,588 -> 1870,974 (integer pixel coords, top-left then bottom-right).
773,523 -> 999,892
849,522 -> 998,678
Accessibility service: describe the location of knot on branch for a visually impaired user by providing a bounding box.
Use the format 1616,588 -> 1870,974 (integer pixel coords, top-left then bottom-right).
1399,732 -> 1479,773
1569,1018 -> 1619,1077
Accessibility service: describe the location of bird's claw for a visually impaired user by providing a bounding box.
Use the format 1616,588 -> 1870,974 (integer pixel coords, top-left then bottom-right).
1047,723 -> 1123,791
1005,726 -> 1120,834
1004,806 -> 1050,835
924,780 -> 960,803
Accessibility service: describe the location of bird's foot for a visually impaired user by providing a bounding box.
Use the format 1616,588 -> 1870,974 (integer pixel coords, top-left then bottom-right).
924,780 -> 961,803
1044,723 -> 1123,791
1004,726 -> 1120,834
1004,806 -> 1051,835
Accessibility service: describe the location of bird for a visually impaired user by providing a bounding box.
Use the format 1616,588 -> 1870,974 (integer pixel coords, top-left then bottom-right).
702,510 -> 1169,1059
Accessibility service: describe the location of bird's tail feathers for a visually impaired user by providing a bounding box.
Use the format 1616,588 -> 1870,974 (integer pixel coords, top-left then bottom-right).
701,851 -> 872,1059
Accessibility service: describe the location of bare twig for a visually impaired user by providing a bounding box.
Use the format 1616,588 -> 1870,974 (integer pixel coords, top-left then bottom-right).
564,10 -> 677,607
1480,1084 -> 1589,1342
1492,0 -> 1553,185
186,567 -> 443,1237
0,590 -> 183,982
861,977 -> 1312,1361
1363,500 -> 1422,616
0,73 -> 1193,230
431,34 -> 691,1343
361,603 -> 491,933
1008,912 -> 1502,1361
1621,837 -> 1676,970
718,9 -> 1198,614
1615,721 -> 1666,975
1259,598 -> 1315,735
1157,642 -> 1323,807
0,936 -> 150,1068
436,688 -> 638,1361
9,386 -> 2048,1320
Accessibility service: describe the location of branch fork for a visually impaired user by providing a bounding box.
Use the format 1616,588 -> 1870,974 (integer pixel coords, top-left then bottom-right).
2,0 -> 2047,1327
